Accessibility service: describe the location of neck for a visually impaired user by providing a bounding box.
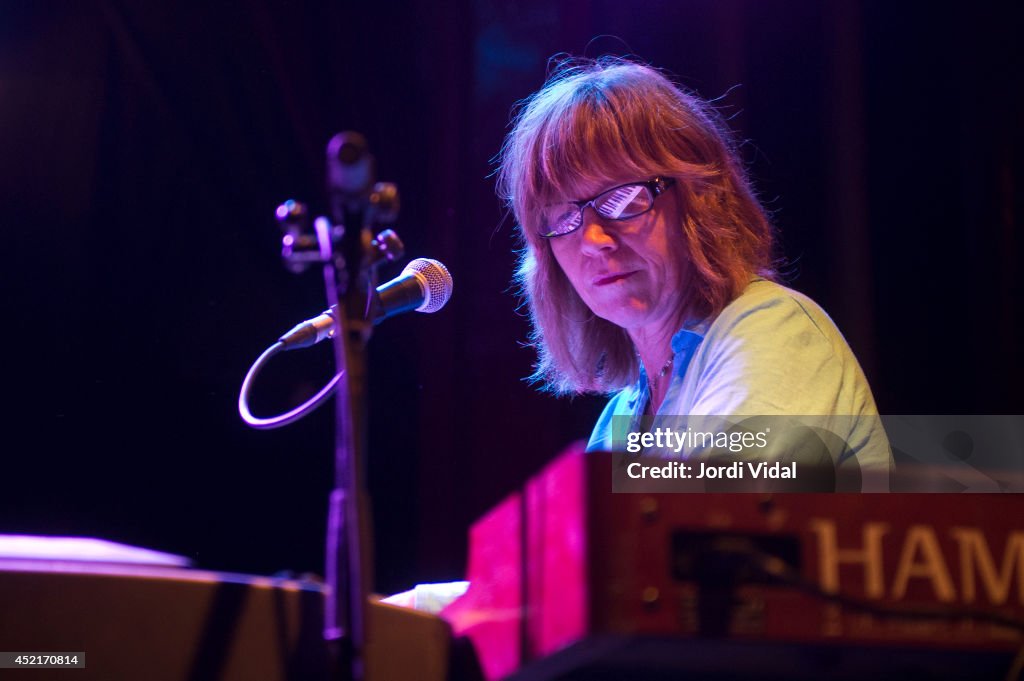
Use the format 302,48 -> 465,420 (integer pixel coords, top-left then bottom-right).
629,313 -> 685,413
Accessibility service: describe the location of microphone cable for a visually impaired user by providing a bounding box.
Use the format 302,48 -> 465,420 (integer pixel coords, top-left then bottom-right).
238,341 -> 345,430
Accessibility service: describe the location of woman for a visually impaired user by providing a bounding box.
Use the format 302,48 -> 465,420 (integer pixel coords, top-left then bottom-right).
497,58 -> 891,489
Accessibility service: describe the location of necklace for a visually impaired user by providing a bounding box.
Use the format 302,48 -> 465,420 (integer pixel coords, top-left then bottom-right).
647,353 -> 675,396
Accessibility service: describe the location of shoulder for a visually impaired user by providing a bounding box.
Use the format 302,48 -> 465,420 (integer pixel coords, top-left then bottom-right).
687,280 -> 891,482
702,279 -> 850,359
684,279 -> 872,416
713,279 -> 837,332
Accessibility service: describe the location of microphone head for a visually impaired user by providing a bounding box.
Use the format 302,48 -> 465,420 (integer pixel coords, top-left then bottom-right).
404,258 -> 453,313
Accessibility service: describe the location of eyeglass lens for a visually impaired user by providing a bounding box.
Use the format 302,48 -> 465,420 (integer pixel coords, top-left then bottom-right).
548,183 -> 655,235
594,184 -> 648,219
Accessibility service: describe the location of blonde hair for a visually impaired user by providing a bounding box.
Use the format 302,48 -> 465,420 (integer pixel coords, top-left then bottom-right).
498,57 -> 776,394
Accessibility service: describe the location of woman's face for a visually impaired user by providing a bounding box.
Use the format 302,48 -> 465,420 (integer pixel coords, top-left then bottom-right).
546,179 -> 690,339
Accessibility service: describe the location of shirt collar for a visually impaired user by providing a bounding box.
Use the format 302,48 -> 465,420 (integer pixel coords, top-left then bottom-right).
627,319 -> 708,410
671,318 -> 708,355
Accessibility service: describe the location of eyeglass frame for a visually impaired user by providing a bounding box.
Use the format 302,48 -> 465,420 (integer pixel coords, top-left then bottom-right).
538,177 -> 677,238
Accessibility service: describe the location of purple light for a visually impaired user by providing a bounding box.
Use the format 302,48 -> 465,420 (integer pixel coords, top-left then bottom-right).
0,534 -> 191,567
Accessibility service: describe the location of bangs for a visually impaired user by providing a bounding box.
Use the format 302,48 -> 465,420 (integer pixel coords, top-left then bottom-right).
529,88 -> 654,205
506,68 -> 716,240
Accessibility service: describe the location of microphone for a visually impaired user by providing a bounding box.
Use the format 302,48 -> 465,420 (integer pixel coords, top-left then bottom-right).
279,258 -> 453,349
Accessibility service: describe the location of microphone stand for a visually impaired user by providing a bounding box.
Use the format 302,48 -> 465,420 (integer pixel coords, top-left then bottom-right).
260,133 -> 401,681
320,200 -> 381,681
321,134 -> 387,681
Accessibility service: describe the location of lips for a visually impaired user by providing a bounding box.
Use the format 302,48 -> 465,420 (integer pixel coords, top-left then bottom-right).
592,271 -> 636,286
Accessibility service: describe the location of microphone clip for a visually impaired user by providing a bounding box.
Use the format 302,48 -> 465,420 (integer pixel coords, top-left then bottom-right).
275,190 -> 403,276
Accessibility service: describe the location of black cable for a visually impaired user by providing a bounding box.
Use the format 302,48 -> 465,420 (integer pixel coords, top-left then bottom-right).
238,341 -> 345,430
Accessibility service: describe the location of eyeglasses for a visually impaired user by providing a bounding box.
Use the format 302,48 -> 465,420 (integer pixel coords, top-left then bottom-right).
539,177 -> 676,238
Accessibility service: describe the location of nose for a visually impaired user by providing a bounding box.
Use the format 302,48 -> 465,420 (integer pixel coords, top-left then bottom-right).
579,209 -> 617,255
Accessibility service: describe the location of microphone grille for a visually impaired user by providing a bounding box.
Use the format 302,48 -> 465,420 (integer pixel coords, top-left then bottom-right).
405,258 -> 453,313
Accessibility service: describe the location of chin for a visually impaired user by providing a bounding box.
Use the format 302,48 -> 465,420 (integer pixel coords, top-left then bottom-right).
593,301 -> 654,331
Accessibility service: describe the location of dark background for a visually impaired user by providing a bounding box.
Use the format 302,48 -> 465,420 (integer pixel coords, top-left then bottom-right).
1,1 -> 1020,594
